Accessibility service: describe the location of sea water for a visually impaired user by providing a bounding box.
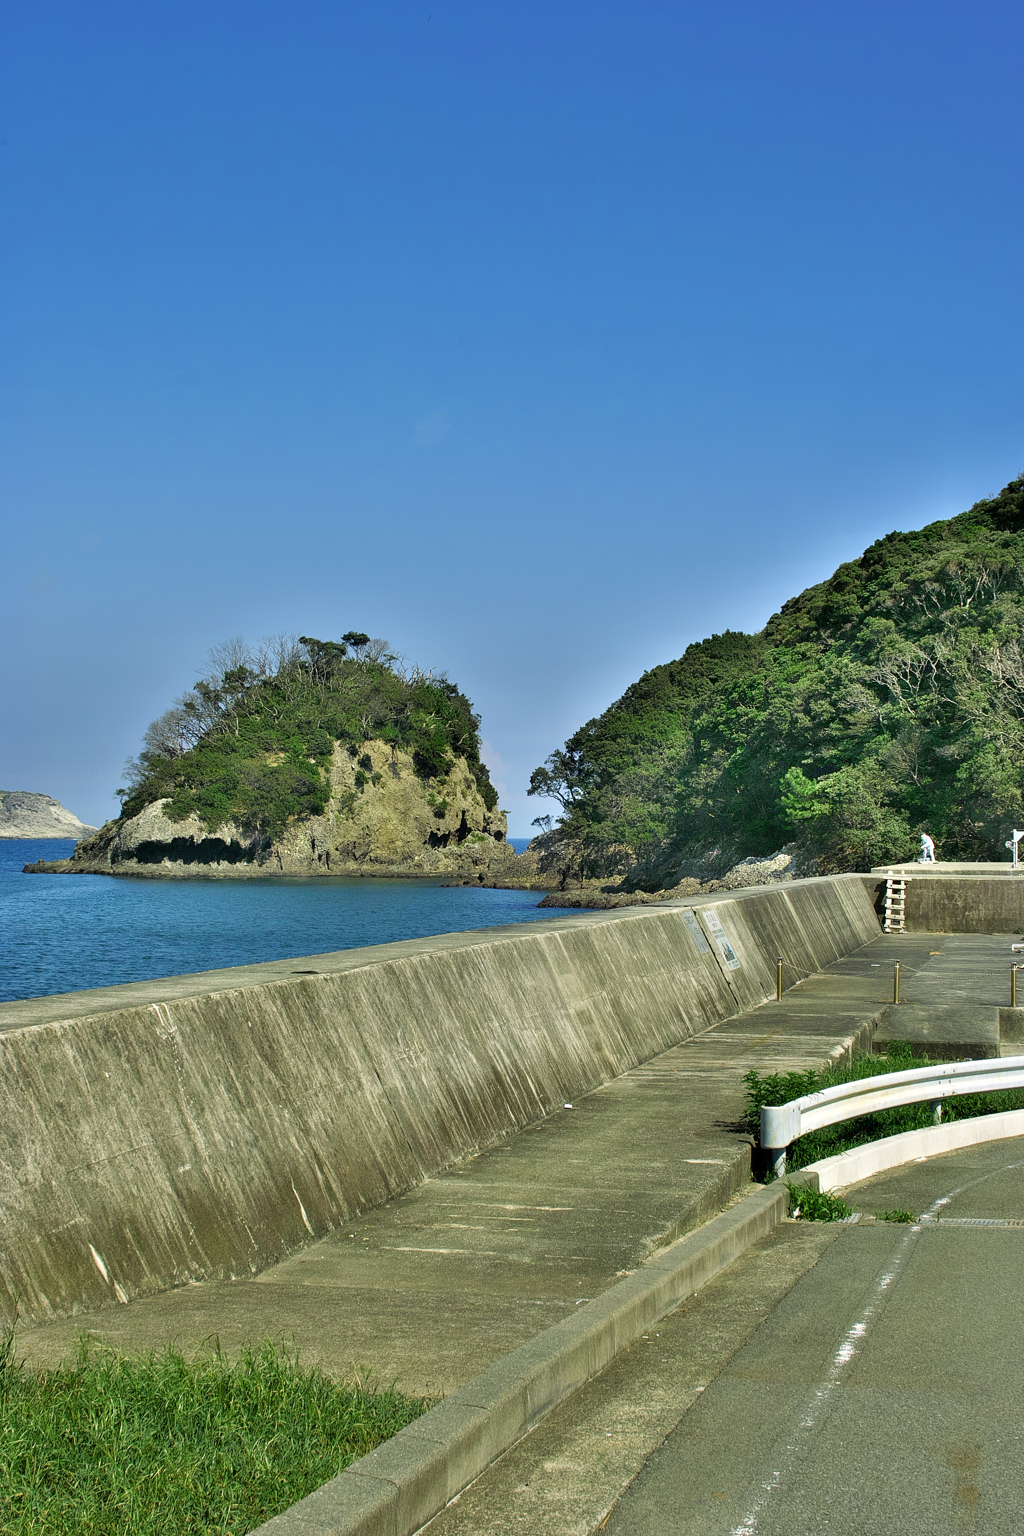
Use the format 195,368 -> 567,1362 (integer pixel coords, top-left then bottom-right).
1,838 -> 573,1003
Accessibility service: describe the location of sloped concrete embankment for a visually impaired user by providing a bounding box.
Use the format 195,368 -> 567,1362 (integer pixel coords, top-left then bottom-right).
0,876 -> 879,1323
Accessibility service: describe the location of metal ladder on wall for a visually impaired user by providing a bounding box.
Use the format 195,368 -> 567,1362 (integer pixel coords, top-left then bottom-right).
883,869 -> 908,933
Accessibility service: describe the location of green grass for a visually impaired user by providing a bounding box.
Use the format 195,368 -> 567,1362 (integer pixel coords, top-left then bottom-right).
0,1329 -> 429,1535
875,1209 -> 916,1223
787,1185 -> 852,1222
746,1041 -> 1024,1178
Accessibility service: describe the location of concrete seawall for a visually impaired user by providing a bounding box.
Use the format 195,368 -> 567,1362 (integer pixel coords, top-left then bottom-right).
862,873 -> 1024,933
0,876 -> 880,1323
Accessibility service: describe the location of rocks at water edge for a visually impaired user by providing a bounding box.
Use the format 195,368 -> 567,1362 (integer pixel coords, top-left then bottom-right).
23,740 -> 520,879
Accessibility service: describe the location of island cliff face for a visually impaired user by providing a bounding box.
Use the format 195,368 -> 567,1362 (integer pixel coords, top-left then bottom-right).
0,791 -> 97,841
30,740 -> 513,878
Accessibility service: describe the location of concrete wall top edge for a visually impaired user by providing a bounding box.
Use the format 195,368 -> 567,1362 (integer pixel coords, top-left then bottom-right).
0,873 -> 872,1036
870,862 -> 1024,877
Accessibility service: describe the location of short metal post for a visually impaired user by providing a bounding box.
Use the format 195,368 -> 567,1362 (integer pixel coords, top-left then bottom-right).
776,956 -> 783,1002
770,1146 -> 787,1179
893,960 -> 900,1004
1013,966 -> 1018,1008
930,1099 -> 943,1124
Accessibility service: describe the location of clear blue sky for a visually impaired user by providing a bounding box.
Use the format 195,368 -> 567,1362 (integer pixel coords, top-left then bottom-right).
3,1 -> 1023,835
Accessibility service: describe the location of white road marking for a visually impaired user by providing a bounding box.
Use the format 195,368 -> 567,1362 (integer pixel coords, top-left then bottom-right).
730,1157 -> 1024,1535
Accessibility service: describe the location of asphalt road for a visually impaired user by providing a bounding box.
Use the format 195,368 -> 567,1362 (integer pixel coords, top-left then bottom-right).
603,1139 -> 1024,1536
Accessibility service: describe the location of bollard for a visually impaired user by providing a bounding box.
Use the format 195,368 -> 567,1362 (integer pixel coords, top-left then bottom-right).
893,960 -> 900,1004
1014,965 -> 1020,1008
776,956 -> 783,1002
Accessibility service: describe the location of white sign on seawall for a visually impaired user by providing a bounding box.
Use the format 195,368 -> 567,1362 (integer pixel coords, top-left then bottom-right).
700,907 -> 742,970
681,909 -> 711,953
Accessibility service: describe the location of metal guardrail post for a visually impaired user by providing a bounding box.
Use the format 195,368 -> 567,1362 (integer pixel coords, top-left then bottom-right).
893,960 -> 900,1004
761,1101 -> 802,1181
776,956 -> 783,1002
1013,965 -> 1020,1008
930,1099 -> 943,1124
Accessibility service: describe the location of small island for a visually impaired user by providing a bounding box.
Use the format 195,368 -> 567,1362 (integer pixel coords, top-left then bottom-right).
26,634 -> 526,881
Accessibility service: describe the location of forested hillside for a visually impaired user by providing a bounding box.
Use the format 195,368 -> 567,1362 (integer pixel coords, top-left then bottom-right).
529,476 -> 1024,883
121,632 -> 498,840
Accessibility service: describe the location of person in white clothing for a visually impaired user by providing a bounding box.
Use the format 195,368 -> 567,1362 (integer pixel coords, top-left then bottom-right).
920,832 -> 936,863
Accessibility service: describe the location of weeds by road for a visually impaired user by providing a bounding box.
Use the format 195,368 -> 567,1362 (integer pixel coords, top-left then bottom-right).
0,1326 -> 428,1535
787,1186 -> 852,1222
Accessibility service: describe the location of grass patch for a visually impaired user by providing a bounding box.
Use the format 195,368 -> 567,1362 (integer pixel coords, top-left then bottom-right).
746,1040 -> 1024,1178
875,1209 -> 916,1223
787,1185 -> 851,1222
0,1329 -> 429,1535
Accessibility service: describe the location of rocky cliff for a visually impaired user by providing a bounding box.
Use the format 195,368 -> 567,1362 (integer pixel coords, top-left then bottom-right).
26,740 -> 516,879
0,791 -> 97,841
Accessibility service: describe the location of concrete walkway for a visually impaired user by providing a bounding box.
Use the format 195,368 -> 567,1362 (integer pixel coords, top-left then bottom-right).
423,1136 -> 1024,1536
19,929 -> 987,1395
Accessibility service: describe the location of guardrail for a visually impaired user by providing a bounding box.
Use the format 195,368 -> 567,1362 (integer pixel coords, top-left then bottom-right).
761,1053 -> 1024,1177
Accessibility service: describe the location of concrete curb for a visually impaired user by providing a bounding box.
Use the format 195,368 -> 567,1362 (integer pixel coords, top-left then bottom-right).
250,1179 -> 804,1536
806,1109 -> 1024,1192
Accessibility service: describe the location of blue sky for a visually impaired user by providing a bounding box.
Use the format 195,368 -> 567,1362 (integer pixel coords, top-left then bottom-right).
2,1 -> 1023,834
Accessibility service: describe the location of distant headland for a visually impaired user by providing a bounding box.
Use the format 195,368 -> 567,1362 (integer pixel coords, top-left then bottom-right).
0,790 -> 98,841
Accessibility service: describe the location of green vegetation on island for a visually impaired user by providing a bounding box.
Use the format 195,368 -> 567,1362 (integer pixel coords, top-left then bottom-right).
530,475 -> 1024,882
120,633 -> 499,843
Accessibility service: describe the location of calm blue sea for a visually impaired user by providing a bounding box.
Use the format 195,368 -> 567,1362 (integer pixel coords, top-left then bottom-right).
0,837 -> 572,1003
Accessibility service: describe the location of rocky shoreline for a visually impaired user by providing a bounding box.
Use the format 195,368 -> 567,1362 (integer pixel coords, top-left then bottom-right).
24,740 -> 517,883
472,847 -> 819,907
